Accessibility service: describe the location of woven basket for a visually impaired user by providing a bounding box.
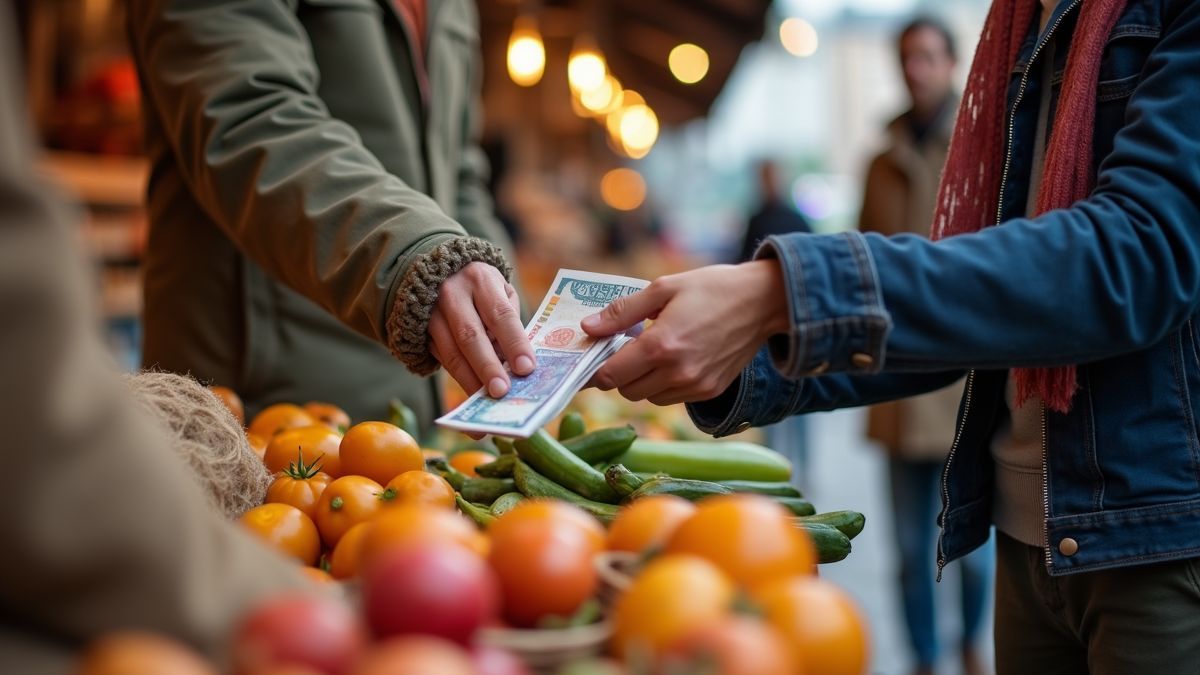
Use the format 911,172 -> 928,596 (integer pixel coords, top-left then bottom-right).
594,550 -> 641,611
476,620 -> 612,673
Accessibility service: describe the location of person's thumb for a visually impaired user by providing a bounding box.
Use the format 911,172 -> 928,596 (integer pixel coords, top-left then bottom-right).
581,285 -> 666,337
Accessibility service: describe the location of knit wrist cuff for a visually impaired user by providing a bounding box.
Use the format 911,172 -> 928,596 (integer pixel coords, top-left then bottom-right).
387,237 -> 513,376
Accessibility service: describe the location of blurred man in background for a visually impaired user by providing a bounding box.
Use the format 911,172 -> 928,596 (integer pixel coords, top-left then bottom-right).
859,18 -> 991,675
741,160 -> 813,485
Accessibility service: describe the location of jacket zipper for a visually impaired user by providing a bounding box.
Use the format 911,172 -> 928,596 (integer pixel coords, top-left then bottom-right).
938,0 -> 1081,580
997,0 -> 1081,571
937,370 -> 976,581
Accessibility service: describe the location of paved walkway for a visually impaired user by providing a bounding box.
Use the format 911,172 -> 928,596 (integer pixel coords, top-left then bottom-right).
801,408 -> 995,675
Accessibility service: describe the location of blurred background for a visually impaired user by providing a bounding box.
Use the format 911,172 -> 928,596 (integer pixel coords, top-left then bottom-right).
16,0 -> 993,672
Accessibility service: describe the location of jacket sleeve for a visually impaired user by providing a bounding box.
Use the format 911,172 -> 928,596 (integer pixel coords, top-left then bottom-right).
757,1 -> 1200,379
0,16 -> 315,664
687,349 -> 965,437
127,0 -> 479,344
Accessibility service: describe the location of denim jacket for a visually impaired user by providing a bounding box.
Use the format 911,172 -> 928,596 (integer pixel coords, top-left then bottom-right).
689,0 -> 1200,577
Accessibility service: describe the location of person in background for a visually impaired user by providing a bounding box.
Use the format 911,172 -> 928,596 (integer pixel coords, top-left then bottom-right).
737,161 -> 812,264
859,18 -> 991,675
0,9 -> 316,670
126,0 -> 534,429
741,161 -> 812,485
585,1 -> 1200,672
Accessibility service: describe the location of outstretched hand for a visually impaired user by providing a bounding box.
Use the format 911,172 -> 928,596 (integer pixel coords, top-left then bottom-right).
582,259 -> 790,406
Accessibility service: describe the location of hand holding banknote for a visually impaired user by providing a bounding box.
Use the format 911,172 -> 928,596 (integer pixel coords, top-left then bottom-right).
582,259 -> 790,406
437,269 -> 650,437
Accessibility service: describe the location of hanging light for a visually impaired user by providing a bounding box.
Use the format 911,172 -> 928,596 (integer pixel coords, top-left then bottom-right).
605,89 -> 644,140
507,16 -> 545,86
618,104 -> 659,158
668,43 -> 709,84
580,75 -> 623,115
600,168 -> 647,211
780,18 -> 819,57
568,39 -> 607,92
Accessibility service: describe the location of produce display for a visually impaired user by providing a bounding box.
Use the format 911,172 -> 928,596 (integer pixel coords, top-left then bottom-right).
77,388 -> 871,675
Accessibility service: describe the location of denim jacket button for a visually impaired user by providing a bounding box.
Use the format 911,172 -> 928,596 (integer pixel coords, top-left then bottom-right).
807,361 -> 831,376
733,421 -> 752,433
1058,537 -> 1079,556
851,352 -> 875,370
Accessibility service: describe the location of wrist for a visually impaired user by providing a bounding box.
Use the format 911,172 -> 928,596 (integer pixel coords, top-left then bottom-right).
747,258 -> 790,340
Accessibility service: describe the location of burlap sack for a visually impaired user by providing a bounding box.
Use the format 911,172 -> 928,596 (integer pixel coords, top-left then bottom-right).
124,371 -> 269,519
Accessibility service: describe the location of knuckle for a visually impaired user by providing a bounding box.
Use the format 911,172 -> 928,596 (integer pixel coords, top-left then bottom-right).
490,299 -> 518,321
455,324 -> 481,345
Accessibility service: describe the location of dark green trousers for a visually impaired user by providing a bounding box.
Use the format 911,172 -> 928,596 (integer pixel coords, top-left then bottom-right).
995,531 -> 1200,674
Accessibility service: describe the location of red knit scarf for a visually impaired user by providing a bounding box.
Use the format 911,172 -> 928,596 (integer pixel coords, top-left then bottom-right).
932,0 -> 1128,413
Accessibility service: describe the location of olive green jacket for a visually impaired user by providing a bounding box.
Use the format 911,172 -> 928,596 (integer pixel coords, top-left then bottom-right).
0,10 -> 311,671
128,0 -> 513,426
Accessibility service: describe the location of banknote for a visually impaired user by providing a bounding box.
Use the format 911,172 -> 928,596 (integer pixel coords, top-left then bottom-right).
436,269 -> 649,437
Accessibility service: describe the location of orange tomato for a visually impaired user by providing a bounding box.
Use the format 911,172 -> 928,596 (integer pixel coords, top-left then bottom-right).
247,432 -> 269,462
349,637 -> 475,675
249,403 -> 317,438
300,566 -> 335,584
314,475 -> 383,548
264,425 -> 343,478
209,385 -> 245,426
665,494 -> 815,589
378,470 -> 456,510
606,495 -> 696,553
612,554 -> 736,659
360,505 -> 488,572
448,450 -> 496,478
265,451 -> 332,519
339,421 -> 423,485
487,500 -> 604,627
303,401 -> 351,431
79,631 -> 217,675
665,616 -> 796,675
239,504 -> 321,566
752,576 -> 869,675
329,521 -> 371,580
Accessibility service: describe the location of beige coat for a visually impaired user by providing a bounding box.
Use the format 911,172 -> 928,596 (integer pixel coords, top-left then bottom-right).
0,11 -> 312,672
859,103 -> 965,458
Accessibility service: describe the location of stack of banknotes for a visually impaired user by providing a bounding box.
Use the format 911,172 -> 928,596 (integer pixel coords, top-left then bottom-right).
437,269 -> 649,438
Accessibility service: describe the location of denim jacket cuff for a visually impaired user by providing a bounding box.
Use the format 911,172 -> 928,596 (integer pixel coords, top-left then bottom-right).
754,231 -> 892,378
687,349 -> 805,437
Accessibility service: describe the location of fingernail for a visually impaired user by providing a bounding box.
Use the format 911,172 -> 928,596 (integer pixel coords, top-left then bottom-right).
515,355 -> 534,374
488,377 -> 509,398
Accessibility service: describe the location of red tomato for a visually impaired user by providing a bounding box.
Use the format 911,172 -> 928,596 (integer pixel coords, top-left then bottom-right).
362,542 -> 499,645
348,637 -> 476,675
233,594 -> 367,675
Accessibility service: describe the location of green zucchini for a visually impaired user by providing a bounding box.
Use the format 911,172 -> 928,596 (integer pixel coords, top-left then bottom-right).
388,398 -> 420,439
489,491 -> 525,517
493,437 -> 516,455
717,480 -> 803,498
475,454 -> 517,478
797,510 -> 866,540
515,429 -> 619,503
616,439 -> 792,482
558,411 -> 586,441
461,477 -> 516,504
604,464 -> 648,497
563,425 -> 638,464
425,457 -> 462,490
798,522 -> 852,564
773,496 -> 816,517
512,460 -> 619,523
626,476 -> 734,501
455,494 -> 495,529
